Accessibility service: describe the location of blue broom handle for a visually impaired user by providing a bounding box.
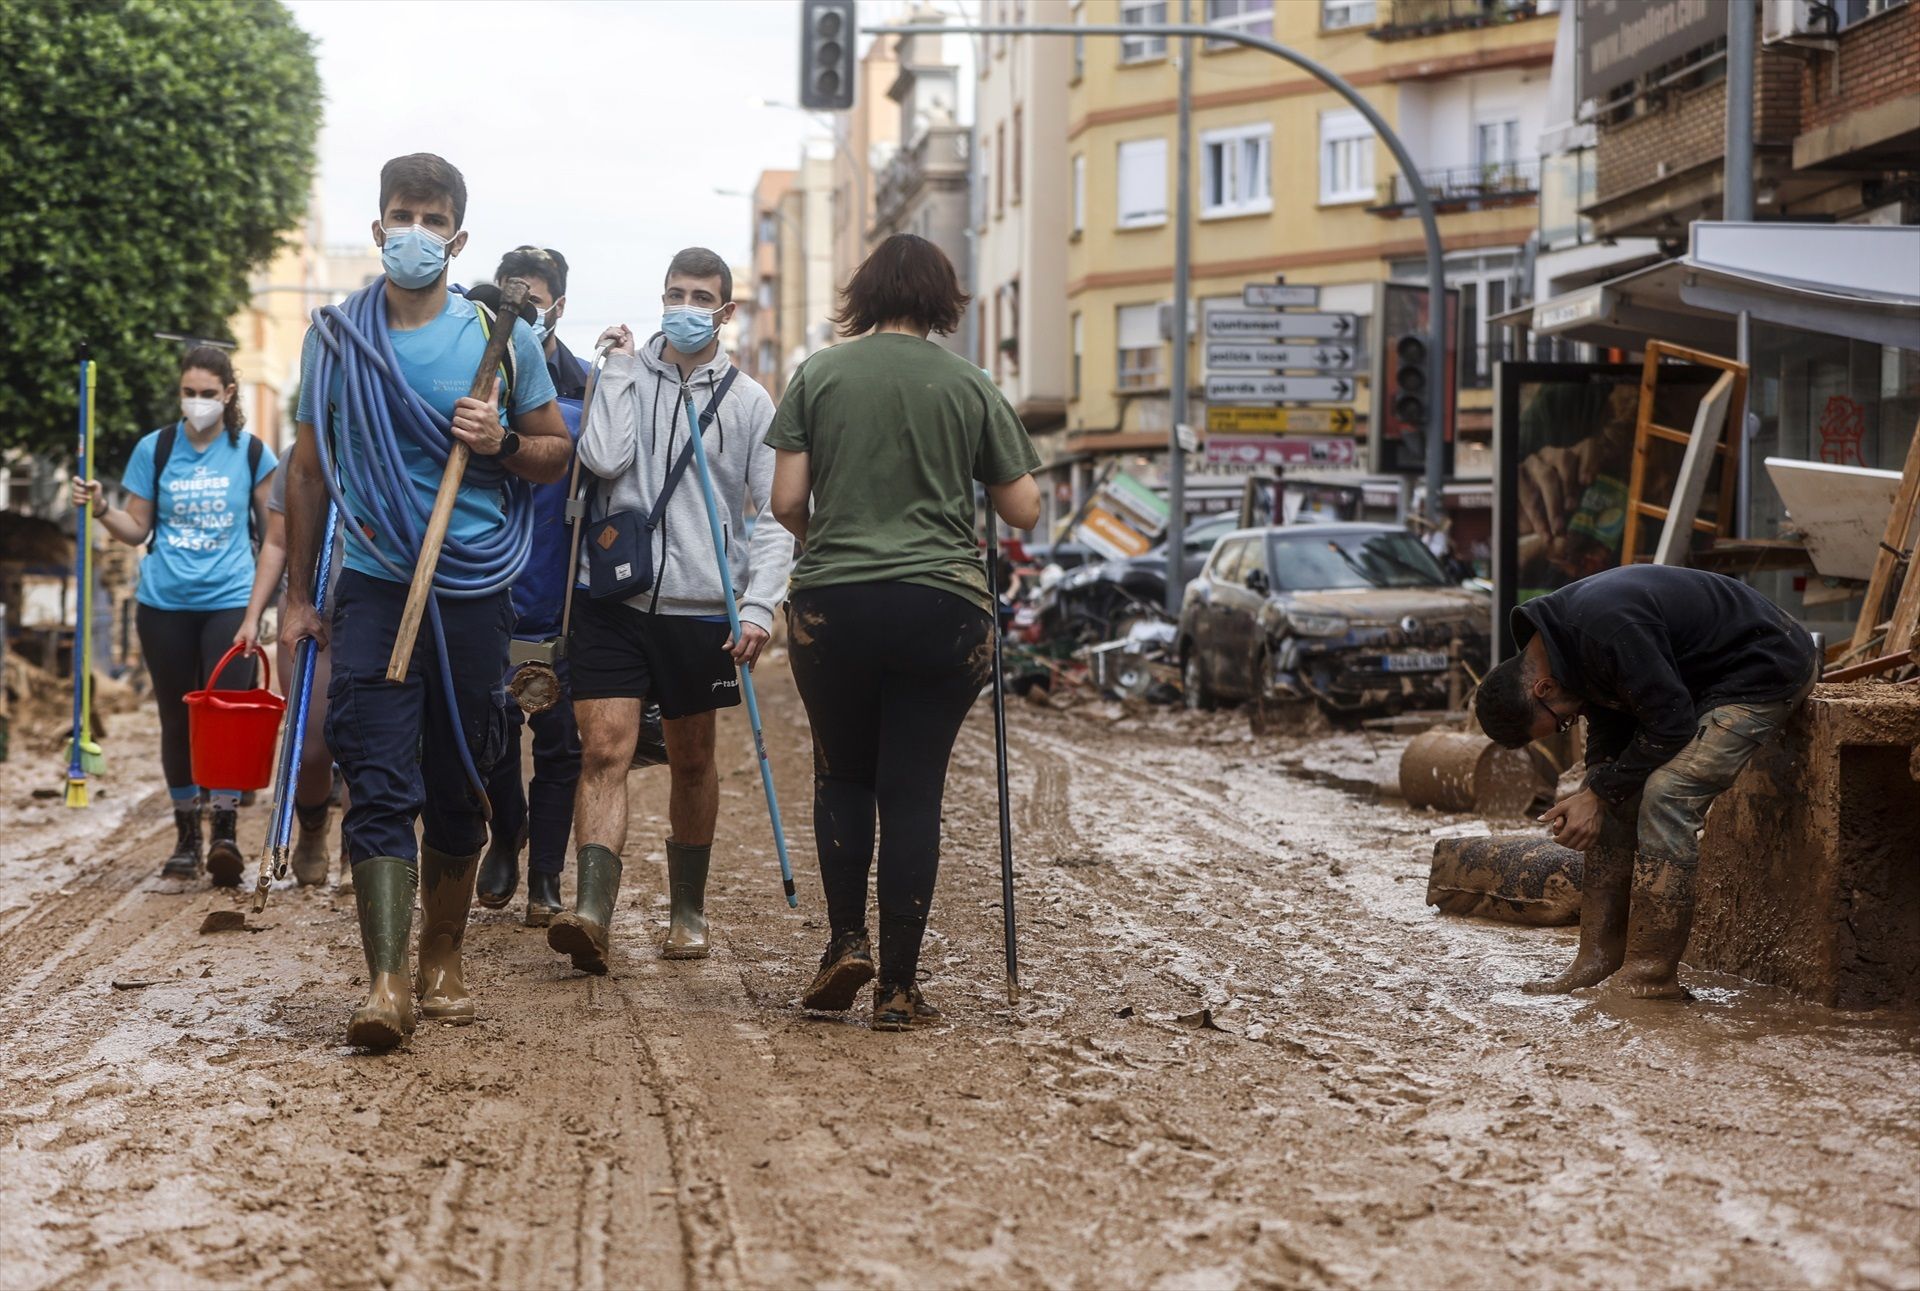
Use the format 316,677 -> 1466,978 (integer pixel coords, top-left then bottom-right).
680,392 -> 797,907
269,504 -> 338,855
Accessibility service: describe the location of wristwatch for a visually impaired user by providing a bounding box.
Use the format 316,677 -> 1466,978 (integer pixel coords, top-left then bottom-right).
497,429 -> 521,458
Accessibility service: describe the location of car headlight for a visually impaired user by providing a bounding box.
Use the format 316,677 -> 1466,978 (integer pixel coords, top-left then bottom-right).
1285,610 -> 1348,637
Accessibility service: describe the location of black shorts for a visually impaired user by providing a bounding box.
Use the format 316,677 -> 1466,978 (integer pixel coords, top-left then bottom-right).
567,591 -> 741,719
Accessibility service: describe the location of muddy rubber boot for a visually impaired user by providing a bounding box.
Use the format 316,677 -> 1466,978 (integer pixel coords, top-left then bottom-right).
289,805 -> 332,887
525,869 -> 562,928
799,930 -> 876,1011
475,822 -> 524,911
661,839 -> 712,960
346,857 -> 417,1050
1523,842 -> 1632,995
415,844 -> 482,1024
206,807 -> 244,887
1616,855 -> 1697,1001
161,805 -> 203,879
548,844 -> 621,974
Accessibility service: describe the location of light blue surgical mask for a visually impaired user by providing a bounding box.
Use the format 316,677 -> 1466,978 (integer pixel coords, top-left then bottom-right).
381,223 -> 451,289
662,305 -> 719,353
530,302 -> 557,346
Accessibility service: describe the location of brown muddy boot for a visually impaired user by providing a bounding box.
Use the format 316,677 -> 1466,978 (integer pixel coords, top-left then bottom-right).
346,857 -> 416,1050
161,804 -> 204,879
415,844 -> 482,1024
1523,842 -> 1632,995
1616,855 -> 1697,1001
289,804 -> 332,887
206,806 -> 244,887
661,839 -> 712,960
548,844 -> 621,974
525,868 -> 562,928
799,930 -> 876,1011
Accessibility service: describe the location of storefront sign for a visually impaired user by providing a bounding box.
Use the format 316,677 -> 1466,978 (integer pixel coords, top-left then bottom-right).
1204,436 -> 1359,468
1576,0 -> 1727,106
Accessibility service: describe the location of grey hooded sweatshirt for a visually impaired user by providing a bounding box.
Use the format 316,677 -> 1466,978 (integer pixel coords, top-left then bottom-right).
577,335 -> 794,634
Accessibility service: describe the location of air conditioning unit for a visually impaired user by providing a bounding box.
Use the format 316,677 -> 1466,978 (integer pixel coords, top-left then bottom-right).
1762,0 -> 1840,49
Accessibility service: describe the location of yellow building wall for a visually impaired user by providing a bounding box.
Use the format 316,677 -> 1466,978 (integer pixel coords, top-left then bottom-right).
1065,1 -> 1555,437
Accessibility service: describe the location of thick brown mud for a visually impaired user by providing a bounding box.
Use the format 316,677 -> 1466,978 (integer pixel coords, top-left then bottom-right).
2,660 -> 1917,1289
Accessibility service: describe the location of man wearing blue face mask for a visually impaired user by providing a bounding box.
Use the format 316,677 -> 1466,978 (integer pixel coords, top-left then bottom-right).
553,247 -> 795,975
281,152 -> 573,1050
476,245 -> 589,925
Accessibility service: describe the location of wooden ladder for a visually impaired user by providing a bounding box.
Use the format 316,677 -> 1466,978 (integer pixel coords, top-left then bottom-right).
1620,341 -> 1751,565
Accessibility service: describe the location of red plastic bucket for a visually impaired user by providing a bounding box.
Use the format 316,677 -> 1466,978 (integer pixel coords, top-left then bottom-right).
185,643 -> 286,791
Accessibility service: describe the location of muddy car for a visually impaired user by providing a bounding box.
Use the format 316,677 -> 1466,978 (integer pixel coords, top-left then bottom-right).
1177,522 -> 1490,720
1036,513 -> 1240,647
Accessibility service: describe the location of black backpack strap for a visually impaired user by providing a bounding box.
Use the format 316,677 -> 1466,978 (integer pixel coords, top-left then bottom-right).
644,368 -> 742,528
246,435 -> 264,549
147,424 -> 178,553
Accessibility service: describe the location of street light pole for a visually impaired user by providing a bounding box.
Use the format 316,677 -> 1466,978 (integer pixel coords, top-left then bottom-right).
1166,0 -> 1193,616
864,19 -> 1454,542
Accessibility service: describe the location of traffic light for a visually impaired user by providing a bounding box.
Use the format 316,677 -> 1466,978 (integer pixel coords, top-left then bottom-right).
1370,282 -> 1457,477
799,0 -> 857,111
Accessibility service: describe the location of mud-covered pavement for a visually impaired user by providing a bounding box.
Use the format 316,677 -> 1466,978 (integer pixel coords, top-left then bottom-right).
3,657 -> 1918,1290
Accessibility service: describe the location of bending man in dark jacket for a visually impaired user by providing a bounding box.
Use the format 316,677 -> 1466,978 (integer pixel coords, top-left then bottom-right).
1475,565 -> 1818,999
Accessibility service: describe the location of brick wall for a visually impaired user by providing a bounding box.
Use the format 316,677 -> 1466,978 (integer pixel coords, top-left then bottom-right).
1595,48 -> 1802,204
1803,2 -> 1920,132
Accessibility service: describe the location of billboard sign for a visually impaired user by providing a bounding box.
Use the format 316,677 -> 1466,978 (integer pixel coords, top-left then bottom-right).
1576,0 -> 1729,107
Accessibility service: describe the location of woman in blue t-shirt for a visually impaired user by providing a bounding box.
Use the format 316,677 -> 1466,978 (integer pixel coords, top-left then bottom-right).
71,346 -> 278,885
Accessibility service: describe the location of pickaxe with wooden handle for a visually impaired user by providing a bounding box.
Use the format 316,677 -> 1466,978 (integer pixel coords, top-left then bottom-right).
386,278 -> 530,682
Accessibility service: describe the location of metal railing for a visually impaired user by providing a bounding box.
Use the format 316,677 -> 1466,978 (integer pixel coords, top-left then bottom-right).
1372,0 -> 1540,38
1373,158 -> 1541,211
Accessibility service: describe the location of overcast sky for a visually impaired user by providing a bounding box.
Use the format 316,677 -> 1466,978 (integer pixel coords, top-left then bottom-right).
286,0 -> 828,355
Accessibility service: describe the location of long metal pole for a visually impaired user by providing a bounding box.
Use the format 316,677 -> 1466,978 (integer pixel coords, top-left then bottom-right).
1166,0 -> 1192,616
1725,0 -> 1757,537
866,20 -> 1452,529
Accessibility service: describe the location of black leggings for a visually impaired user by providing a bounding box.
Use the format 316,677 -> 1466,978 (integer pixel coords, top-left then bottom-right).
786,582 -> 991,990
135,603 -> 255,796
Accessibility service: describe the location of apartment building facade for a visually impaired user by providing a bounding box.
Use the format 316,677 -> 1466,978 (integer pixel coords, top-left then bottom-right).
739,168 -> 795,394
1063,0 -> 1559,485
828,39 -> 900,304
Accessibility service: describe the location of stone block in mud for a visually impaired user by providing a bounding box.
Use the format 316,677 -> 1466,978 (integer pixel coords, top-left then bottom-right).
1692,684 -> 1920,1009
1427,833 -> 1583,926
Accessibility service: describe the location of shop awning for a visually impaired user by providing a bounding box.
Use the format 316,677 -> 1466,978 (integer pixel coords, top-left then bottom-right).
1496,223 -> 1920,354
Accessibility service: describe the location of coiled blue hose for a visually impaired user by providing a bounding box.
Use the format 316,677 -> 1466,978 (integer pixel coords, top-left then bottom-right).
305,283 -> 534,809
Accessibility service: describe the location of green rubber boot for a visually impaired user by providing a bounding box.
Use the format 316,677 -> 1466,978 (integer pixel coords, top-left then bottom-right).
415,844 -> 482,1024
548,844 -> 622,975
346,857 -> 417,1050
661,839 -> 712,961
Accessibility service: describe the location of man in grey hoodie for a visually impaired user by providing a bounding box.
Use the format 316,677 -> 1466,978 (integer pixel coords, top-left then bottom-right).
549,248 -> 795,974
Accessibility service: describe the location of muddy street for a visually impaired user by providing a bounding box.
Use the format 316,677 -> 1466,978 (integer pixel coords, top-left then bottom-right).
2,657 -> 1917,1290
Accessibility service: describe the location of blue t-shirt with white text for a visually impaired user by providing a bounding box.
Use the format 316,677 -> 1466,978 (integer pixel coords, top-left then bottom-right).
296,290 -> 557,582
122,425 -> 277,612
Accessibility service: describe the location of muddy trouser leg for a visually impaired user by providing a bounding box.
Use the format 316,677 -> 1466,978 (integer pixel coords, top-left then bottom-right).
1620,689 -> 1808,998
787,589 -> 885,941
326,573 -> 430,867
484,679 -> 529,852
135,604 -> 238,798
525,657 -> 581,876
872,598 -> 992,992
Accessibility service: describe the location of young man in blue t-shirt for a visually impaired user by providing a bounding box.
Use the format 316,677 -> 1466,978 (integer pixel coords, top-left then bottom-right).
280,153 -> 571,1051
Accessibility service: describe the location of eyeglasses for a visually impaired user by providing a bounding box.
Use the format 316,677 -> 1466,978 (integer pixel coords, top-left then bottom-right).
1536,696 -> 1576,734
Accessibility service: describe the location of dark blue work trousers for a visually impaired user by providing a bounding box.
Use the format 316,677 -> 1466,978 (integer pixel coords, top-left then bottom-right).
326,570 -> 513,865
485,653 -> 581,875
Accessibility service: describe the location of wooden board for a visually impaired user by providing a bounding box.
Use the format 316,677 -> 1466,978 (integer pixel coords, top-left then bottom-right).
1764,458 -> 1907,582
1653,371 -> 1735,566
1848,413 -> 1920,655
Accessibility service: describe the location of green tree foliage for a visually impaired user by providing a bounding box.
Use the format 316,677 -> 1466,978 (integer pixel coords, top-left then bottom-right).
0,0 -> 320,468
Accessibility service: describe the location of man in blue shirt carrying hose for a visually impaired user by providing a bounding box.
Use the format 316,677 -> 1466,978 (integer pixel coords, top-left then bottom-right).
476,245 -> 589,928
281,153 -> 572,1052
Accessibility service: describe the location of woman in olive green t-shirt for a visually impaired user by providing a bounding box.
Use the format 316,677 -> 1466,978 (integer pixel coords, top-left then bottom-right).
767,234 -> 1041,1032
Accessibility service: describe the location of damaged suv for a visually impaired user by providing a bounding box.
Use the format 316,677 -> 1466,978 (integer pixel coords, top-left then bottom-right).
1177,523 -> 1489,721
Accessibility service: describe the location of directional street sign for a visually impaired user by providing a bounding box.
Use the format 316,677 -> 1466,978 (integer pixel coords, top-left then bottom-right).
1205,374 -> 1356,405
1205,341 -> 1358,373
1242,283 -> 1320,308
1204,436 -> 1359,468
1207,405 -> 1355,435
1206,310 -> 1358,340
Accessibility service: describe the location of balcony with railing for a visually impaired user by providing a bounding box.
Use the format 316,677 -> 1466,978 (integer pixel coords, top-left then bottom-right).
1366,158 -> 1541,217
1367,0 -> 1547,40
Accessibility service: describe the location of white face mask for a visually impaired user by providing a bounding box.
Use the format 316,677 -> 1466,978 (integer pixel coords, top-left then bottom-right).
181,397 -> 225,433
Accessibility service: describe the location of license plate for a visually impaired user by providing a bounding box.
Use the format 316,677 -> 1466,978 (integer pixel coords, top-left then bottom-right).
1383,651 -> 1448,673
